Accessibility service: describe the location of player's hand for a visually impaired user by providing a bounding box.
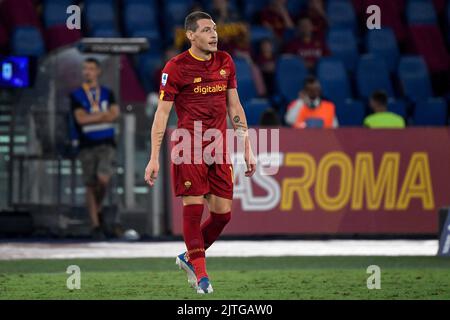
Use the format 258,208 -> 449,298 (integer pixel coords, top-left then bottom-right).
244,147 -> 256,177
144,159 -> 159,186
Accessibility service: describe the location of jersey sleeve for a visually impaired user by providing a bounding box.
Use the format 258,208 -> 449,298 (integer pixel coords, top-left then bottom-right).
70,93 -> 83,111
159,60 -> 181,101
227,55 -> 237,89
108,90 -> 116,105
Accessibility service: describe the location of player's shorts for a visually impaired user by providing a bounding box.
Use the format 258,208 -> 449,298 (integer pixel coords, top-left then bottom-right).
78,144 -> 116,186
172,161 -> 234,200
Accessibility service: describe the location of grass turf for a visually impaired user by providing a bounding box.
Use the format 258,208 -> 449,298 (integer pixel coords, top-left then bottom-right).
0,256 -> 449,299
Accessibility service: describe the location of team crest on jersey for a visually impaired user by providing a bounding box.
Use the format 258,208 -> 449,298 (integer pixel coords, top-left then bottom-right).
161,73 -> 168,86
184,181 -> 192,189
219,69 -> 227,78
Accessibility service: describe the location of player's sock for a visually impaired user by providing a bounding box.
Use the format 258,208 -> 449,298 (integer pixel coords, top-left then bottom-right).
183,204 -> 208,280
201,211 -> 231,250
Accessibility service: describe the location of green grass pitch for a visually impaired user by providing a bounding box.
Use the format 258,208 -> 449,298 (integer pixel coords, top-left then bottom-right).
1,256 -> 449,299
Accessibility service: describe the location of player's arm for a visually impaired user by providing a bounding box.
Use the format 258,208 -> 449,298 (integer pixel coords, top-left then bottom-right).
103,104 -> 120,122
71,94 -> 111,125
144,99 -> 173,186
73,109 -> 108,125
226,88 -> 256,177
103,91 -> 120,122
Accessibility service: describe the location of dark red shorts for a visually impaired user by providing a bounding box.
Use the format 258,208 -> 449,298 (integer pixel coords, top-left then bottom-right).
172,162 -> 234,200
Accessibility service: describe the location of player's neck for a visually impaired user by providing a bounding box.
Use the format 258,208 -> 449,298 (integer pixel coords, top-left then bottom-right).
188,47 -> 212,61
84,80 -> 98,89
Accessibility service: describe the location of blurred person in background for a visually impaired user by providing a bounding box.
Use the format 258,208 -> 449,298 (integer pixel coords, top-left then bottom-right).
364,91 -> 405,128
211,0 -> 241,24
255,38 -> 277,96
298,0 -> 328,39
284,16 -> 329,70
71,58 -> 120,240
285,75 -> 338,128
260,0 -> 294,38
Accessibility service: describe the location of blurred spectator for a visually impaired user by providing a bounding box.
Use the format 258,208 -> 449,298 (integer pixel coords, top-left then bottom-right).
298,0 -> 328,39
285,76 -> 338,128
260,108 -> 281,126
70,58 -> 120,240
260,0 -> 294,38
364,91 -> 405,128
255,38 -> 277,96
284,17 -> 329,70
211,0 -> 241,24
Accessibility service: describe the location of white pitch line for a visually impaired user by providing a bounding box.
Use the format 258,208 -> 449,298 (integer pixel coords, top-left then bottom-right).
0,240 -> 439,260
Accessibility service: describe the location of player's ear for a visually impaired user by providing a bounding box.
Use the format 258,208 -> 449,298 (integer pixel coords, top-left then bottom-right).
186,30 -> 194,42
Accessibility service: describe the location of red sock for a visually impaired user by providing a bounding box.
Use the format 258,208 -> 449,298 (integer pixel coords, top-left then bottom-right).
201,211 -> 231,250
191,257 -> 207,282
183,204 -> 208,280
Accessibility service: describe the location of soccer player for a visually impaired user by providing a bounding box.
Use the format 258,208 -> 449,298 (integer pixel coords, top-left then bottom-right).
144,11 -> 256,294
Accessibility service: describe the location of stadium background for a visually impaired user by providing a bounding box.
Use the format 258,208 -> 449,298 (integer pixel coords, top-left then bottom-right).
0,0 -> 450,301
0,0 -> 449,237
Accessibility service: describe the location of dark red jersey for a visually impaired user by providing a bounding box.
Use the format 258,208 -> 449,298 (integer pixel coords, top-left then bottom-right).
159,49 -> 237,137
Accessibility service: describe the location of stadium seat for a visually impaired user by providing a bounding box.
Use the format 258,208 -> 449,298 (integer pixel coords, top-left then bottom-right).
124,2 -> 158,35
388,99 -> 407,118
163,0 -> 194,29
366,28 -> 399,73
43,0 -> 74,28
335,100 -> 365,126
356,54 -> 394,99
244,98 -> 271,126
45,25 -> 82,51
234,57 -> 257,103
286,0 -> 307,16
0,0 -> 40,31
275,55 -> 307,103
249,26 -> 275,52
326,28 -> 358,72
398,56 -> 433,103
11,26 -> 45,57
123,0 -> 157,5
362,0 -> 407,42
243,0 -> 269,21
406,0 -> 438,25
317,57 -> 352,105
137,53 -> 162,92
202,0 -> 238,14
85,1 -> 116,32
413,98 -> 447,126
327,0 -> 357,31
131,30 -> 162,55
408,25 -> 450,73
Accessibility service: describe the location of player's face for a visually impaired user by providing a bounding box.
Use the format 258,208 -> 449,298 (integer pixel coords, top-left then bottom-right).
305,82 -> 321,99
82,62 -> 100,84
190,19 -> 218,53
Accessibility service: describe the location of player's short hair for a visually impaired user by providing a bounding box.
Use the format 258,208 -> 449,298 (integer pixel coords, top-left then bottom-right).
303,75 -> 319,88
185,11 -> 213,32
370,90 -> 388,106
84,57 -> 101,68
